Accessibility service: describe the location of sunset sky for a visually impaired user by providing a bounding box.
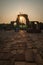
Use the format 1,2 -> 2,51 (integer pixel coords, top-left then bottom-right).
0,0 -> 43,23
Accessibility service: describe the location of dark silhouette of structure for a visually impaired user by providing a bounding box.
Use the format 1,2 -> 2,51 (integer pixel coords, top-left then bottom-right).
0,14 -> 43,32
16,14 -> 29,26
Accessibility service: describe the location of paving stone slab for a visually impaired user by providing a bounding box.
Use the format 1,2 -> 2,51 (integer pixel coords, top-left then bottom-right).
0,52 -> 12,60
25,49 -> 34,62
34,53 -> 43,65
15,62 -> 25,65
11,50 -> 17,55
10,42 -> 26,50
27,43 -> 33,48
26,63 -> 37,65
15,54 -> 25,61
0,60 -> 11,65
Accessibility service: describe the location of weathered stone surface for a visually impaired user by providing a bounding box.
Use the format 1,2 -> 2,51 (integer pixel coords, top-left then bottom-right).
26,63 -> 37,65
25,49 -> 34,62
0,60 -> 11,65
0,52 -> 12,60
15,62 -> 25,65
0,30 -> 43,65
15,54 -> 25,61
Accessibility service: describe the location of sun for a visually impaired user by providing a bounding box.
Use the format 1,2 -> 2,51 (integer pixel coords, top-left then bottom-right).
20,16 -> 23,20
19,16 -> 26,24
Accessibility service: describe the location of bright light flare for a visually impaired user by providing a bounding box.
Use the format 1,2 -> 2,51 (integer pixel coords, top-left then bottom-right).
19,16 -> 26,24
20,16 -> 23,20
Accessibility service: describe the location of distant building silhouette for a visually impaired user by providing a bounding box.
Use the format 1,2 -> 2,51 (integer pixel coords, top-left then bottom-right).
0,14 -> 43,32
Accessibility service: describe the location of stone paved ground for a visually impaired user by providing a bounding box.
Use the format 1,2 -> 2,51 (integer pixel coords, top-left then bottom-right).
0,30 -> 43,65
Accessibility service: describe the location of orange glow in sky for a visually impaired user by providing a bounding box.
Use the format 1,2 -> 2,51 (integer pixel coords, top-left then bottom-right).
0,0 -> 43,23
